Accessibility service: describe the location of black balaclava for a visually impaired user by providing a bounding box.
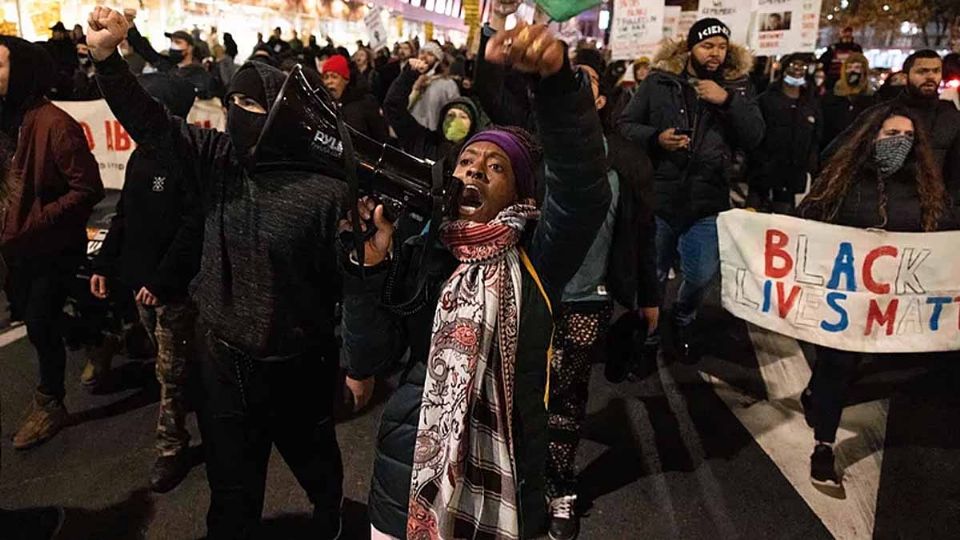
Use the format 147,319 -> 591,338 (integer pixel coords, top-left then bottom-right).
0,37 -> 55,139
226,66 -> 269,165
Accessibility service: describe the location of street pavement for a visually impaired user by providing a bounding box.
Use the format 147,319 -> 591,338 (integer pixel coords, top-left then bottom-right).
1,286 -> 959,539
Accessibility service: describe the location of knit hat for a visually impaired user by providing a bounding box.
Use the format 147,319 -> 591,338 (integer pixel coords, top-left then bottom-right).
687,18 -> 731,50
421,41 -> 443,62
321,54 -> 351,81
462,129 -> 537,200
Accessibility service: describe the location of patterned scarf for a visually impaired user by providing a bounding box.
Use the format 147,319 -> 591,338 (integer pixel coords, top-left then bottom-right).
408,204 -> 540,540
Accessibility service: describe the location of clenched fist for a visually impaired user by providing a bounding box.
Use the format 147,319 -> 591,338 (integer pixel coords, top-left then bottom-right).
485,23 -> 565,78
86,6 -> 131,61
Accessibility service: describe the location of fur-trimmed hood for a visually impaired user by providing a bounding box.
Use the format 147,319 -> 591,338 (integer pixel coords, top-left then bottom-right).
833,52 -> 872,97
651,38 -> 754,81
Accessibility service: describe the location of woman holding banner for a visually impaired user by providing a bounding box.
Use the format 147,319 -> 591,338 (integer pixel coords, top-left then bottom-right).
797,103 -> 957,489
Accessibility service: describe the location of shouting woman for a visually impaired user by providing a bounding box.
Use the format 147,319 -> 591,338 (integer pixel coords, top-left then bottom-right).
341,24 -> 611,540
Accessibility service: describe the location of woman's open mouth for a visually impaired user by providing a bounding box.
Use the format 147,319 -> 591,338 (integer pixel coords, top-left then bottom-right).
459,184 -> 484,216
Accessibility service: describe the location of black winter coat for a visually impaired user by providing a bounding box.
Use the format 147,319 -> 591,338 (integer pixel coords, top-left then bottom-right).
94,141 -> 202,303
96,55 -> 348,358
340,81 -> 389,143
618,39 -> 765,229
342,65 -> 611,538
819,92 -> 876,152
749,83 -> 822,194
126,26 -> 218,99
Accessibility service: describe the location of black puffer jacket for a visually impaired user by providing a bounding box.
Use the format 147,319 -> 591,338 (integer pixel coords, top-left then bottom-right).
343,65 -> 611,538
748,82 -> 822,195
340,79 -> 389,143
819,92 -> 876,152
618,38 -> 765,229
95,55 -> 348,358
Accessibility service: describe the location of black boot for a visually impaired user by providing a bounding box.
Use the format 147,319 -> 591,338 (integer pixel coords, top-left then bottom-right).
548,495 -> 579,540
150,453 -> 190,494
810,443 -> 841,488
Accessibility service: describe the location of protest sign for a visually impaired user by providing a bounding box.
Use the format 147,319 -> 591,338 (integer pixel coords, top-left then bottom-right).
697,0 -> 752,43
677,10 -> 698,38
365,6 -> 389,50
718,209 -> 960,353
750,0 -> 821,55
609,0 -> 665,61
54,99 -> 225,190
662,6 -> 683,41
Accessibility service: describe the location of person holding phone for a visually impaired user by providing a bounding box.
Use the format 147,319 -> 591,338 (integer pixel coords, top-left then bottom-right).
618,18 -> 764,362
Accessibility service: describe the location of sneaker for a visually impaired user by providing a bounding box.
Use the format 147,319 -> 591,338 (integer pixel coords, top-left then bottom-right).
548,495 -> 579,540
810,443 -> 841,488
0,506 -> 65,539
800,388 -> 814,428
80,335 -> 118,388
150,453 -> 190,494
13,393 -> 68,450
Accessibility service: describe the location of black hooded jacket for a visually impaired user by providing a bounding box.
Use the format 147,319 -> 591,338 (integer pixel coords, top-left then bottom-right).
618,38 -> 765,229
95,54 -> 348,358
748,81 -> 822,195
125,25 -> 217,99
0,36 -> 56,139
383,66 -> 479,161
340,78 -> 389,143
94,73 -> 203,303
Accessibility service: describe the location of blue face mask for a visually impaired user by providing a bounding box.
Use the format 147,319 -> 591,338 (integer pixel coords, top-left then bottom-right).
784,74 -> 806,87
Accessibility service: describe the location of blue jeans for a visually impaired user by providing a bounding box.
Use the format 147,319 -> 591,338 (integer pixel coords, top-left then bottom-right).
654,216 -> 720,327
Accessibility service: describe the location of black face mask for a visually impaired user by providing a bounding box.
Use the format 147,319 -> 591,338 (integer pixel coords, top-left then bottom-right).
846,72 -> 862,86
228,104 -> 266,167
167,49 -> 185,64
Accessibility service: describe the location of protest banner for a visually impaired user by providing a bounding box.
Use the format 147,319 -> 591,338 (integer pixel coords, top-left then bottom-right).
54,99 -> 225,190
365,6 -> 389,50
609,0 -> 665,61
662,6 -> 683,41
750,0 -> 821,56
718,209 -> 960,354
677,10 -> 698,38
697,0 -> 752,43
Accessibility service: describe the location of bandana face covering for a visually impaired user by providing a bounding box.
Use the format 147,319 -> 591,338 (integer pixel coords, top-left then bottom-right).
874,134 -> 913,177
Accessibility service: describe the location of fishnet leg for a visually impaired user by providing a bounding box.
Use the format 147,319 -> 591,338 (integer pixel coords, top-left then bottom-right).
546,302 -> 612,498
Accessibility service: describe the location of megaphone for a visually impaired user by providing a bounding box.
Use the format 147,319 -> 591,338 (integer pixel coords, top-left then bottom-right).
253,64 -> 463,224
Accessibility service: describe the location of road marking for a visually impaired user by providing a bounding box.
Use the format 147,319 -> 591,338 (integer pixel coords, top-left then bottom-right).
705,324 -> 887,540
0,323 -> 26,348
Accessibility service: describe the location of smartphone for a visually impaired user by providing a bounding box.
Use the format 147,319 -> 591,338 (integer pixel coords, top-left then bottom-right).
674,128 -> 694,138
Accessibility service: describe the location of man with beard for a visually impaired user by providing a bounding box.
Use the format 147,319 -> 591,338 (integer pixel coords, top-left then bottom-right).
88,7 -> 352,538
824,50 -> 960,202
618,18 -> 764,362
407,41 -> 460,131
818,26 -> 863,90
820,52 -> 874,151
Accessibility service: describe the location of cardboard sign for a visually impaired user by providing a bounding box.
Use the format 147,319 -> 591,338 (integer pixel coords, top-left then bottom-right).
696,0 -> 752,43
53,99 -> 225,190
365,6 -> 389,50
609,0 -> 666,61
718,209 -> 960,353
750,0 -> 822,55
662,6 -> 683,41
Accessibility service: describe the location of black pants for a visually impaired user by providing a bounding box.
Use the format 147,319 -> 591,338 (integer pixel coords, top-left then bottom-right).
808,346 -> 860,443
199,333 -> 343,540
4,256 -> 79,400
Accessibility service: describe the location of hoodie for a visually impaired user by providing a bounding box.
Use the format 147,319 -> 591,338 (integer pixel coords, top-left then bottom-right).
820,53 -> 877,152
383,66 -> 480,161
617,37 -> 765,228
95,54 -> 348,359
0,37 -> 104,260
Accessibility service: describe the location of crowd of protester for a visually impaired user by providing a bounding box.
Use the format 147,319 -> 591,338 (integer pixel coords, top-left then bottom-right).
1,4 -> 959,539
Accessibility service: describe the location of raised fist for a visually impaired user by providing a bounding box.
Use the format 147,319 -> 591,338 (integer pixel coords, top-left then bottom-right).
492,0 -> 521,17
86,6 -> 130,61
485,23 -> 565,78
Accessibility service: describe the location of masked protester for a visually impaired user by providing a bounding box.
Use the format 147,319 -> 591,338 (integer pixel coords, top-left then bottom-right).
797,104 -> 957,489
43,21 -> 80,99
818,26 -> 864,90
820,52 -> 875,152
122,9 -> 216,99
543,48 -> 660,540
320,54 -> 389,142
87,72 -> 202,495
341,23 -> 611,540
408,41 -> 460,130
876,70 -> 907,101
87,8 -> 349,538
618,18 -> 765,362
383,55 -> 480,161
747,53 -> 822,213
0,37 -> 105,451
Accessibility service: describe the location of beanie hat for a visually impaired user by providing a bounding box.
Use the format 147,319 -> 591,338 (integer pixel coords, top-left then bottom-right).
421,41 -> 443,62
462,129 -> 538,201
321,54 -> 351,81
687,18 -> 731,50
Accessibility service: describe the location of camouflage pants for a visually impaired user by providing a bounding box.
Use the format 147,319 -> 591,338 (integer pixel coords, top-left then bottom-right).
138,299 -> 197,457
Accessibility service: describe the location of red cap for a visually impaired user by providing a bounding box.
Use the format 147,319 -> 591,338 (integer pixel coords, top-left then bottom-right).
322,55 -> 351,81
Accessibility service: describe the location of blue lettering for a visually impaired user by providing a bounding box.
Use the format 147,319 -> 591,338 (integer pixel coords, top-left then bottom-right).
820,292 -> 849,332
926,297 -> 953,331
826,242 -> 857,291
762,280 -> 772,313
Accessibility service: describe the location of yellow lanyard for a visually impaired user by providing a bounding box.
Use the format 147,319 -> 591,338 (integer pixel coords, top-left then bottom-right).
518,249 -> 554,408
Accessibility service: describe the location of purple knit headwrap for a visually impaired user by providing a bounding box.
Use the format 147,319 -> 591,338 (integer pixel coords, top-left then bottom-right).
461,130 -> 536,200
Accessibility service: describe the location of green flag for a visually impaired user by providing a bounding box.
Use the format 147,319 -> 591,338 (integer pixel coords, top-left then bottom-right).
535,0 -> 602,22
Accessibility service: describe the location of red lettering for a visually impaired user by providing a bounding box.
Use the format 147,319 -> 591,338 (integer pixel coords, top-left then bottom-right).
865,298 -> 899,336
956,296 -> 960,330
79,122 -> 95,150
764,229 -> 793,279
104,120 -> 114,151
863,246 -> 898,294
112,121 -> 132,151
776,282 -> 801,318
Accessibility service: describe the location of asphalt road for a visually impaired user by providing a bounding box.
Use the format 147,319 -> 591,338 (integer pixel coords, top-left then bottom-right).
1,288 -> 958,539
